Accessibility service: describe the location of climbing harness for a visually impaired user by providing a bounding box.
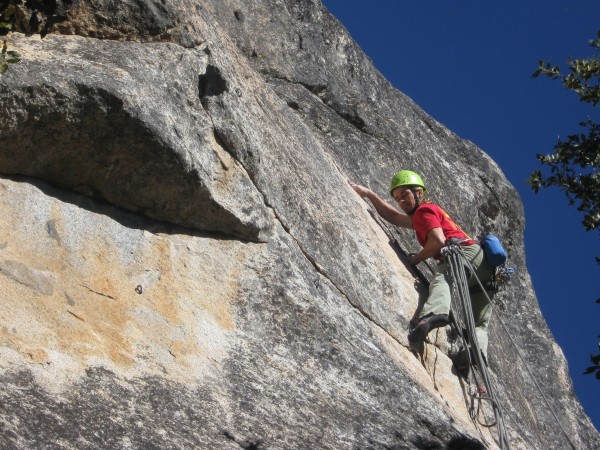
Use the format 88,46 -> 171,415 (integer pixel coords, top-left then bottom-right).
442,243 -> 512,450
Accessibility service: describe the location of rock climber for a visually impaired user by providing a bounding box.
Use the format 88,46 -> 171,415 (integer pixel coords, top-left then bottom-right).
351,170 -> 495,364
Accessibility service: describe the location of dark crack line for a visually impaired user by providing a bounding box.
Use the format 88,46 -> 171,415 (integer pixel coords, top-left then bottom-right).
266,202 -> 407,350
80,284 -> 115,300
67,310 -> 85,322
265,75 -> 375,137
478,174 -> 504,208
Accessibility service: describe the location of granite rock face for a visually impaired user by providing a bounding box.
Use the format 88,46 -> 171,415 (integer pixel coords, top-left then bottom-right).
0,1 -> 598,449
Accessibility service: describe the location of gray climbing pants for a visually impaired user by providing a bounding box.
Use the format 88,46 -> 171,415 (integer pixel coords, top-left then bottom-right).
419,244 -> 495,357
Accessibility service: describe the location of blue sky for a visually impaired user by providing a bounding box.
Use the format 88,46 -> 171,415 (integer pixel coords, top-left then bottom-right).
321,0 -> 599,431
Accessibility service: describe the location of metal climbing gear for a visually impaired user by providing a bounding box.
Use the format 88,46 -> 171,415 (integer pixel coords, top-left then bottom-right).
496,265 -> 515,285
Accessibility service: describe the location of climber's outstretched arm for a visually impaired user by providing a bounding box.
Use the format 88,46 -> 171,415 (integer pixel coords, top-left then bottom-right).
350,183 -> 412,229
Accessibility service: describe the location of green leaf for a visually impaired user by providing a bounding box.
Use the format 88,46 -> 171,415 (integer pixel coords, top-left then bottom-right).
0,63 -> 7,74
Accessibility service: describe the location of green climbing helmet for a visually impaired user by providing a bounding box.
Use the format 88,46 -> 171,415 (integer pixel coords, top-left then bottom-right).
389,170 -> 427,196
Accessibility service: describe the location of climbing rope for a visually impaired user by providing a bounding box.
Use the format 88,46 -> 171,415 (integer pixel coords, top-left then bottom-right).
442,244 -> 511,450
443,243 -> 579,450
484,284 -> 579,450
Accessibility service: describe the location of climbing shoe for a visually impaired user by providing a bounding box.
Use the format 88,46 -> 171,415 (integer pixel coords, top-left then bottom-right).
408,313 -> 449,343
451,348 -> 471,379
451,347 -> 488,379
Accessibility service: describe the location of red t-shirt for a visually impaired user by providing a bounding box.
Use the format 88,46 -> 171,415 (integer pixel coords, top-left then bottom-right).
412,202 -> 475,257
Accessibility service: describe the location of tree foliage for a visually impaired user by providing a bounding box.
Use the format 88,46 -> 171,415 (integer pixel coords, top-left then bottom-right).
530,31 -> 600,379
0,0 -> 21,73
529,31 -> 600,234
583,329 -> 600,379
583,297 -> 600,380
0,0 -> 66,73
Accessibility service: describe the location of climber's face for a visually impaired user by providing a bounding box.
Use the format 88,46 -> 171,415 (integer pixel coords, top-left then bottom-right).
393,187 -> 421,215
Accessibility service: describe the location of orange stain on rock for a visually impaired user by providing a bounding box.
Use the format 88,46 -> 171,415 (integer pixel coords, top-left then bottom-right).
27,348 -> 48,364
0,181 -> 258,378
